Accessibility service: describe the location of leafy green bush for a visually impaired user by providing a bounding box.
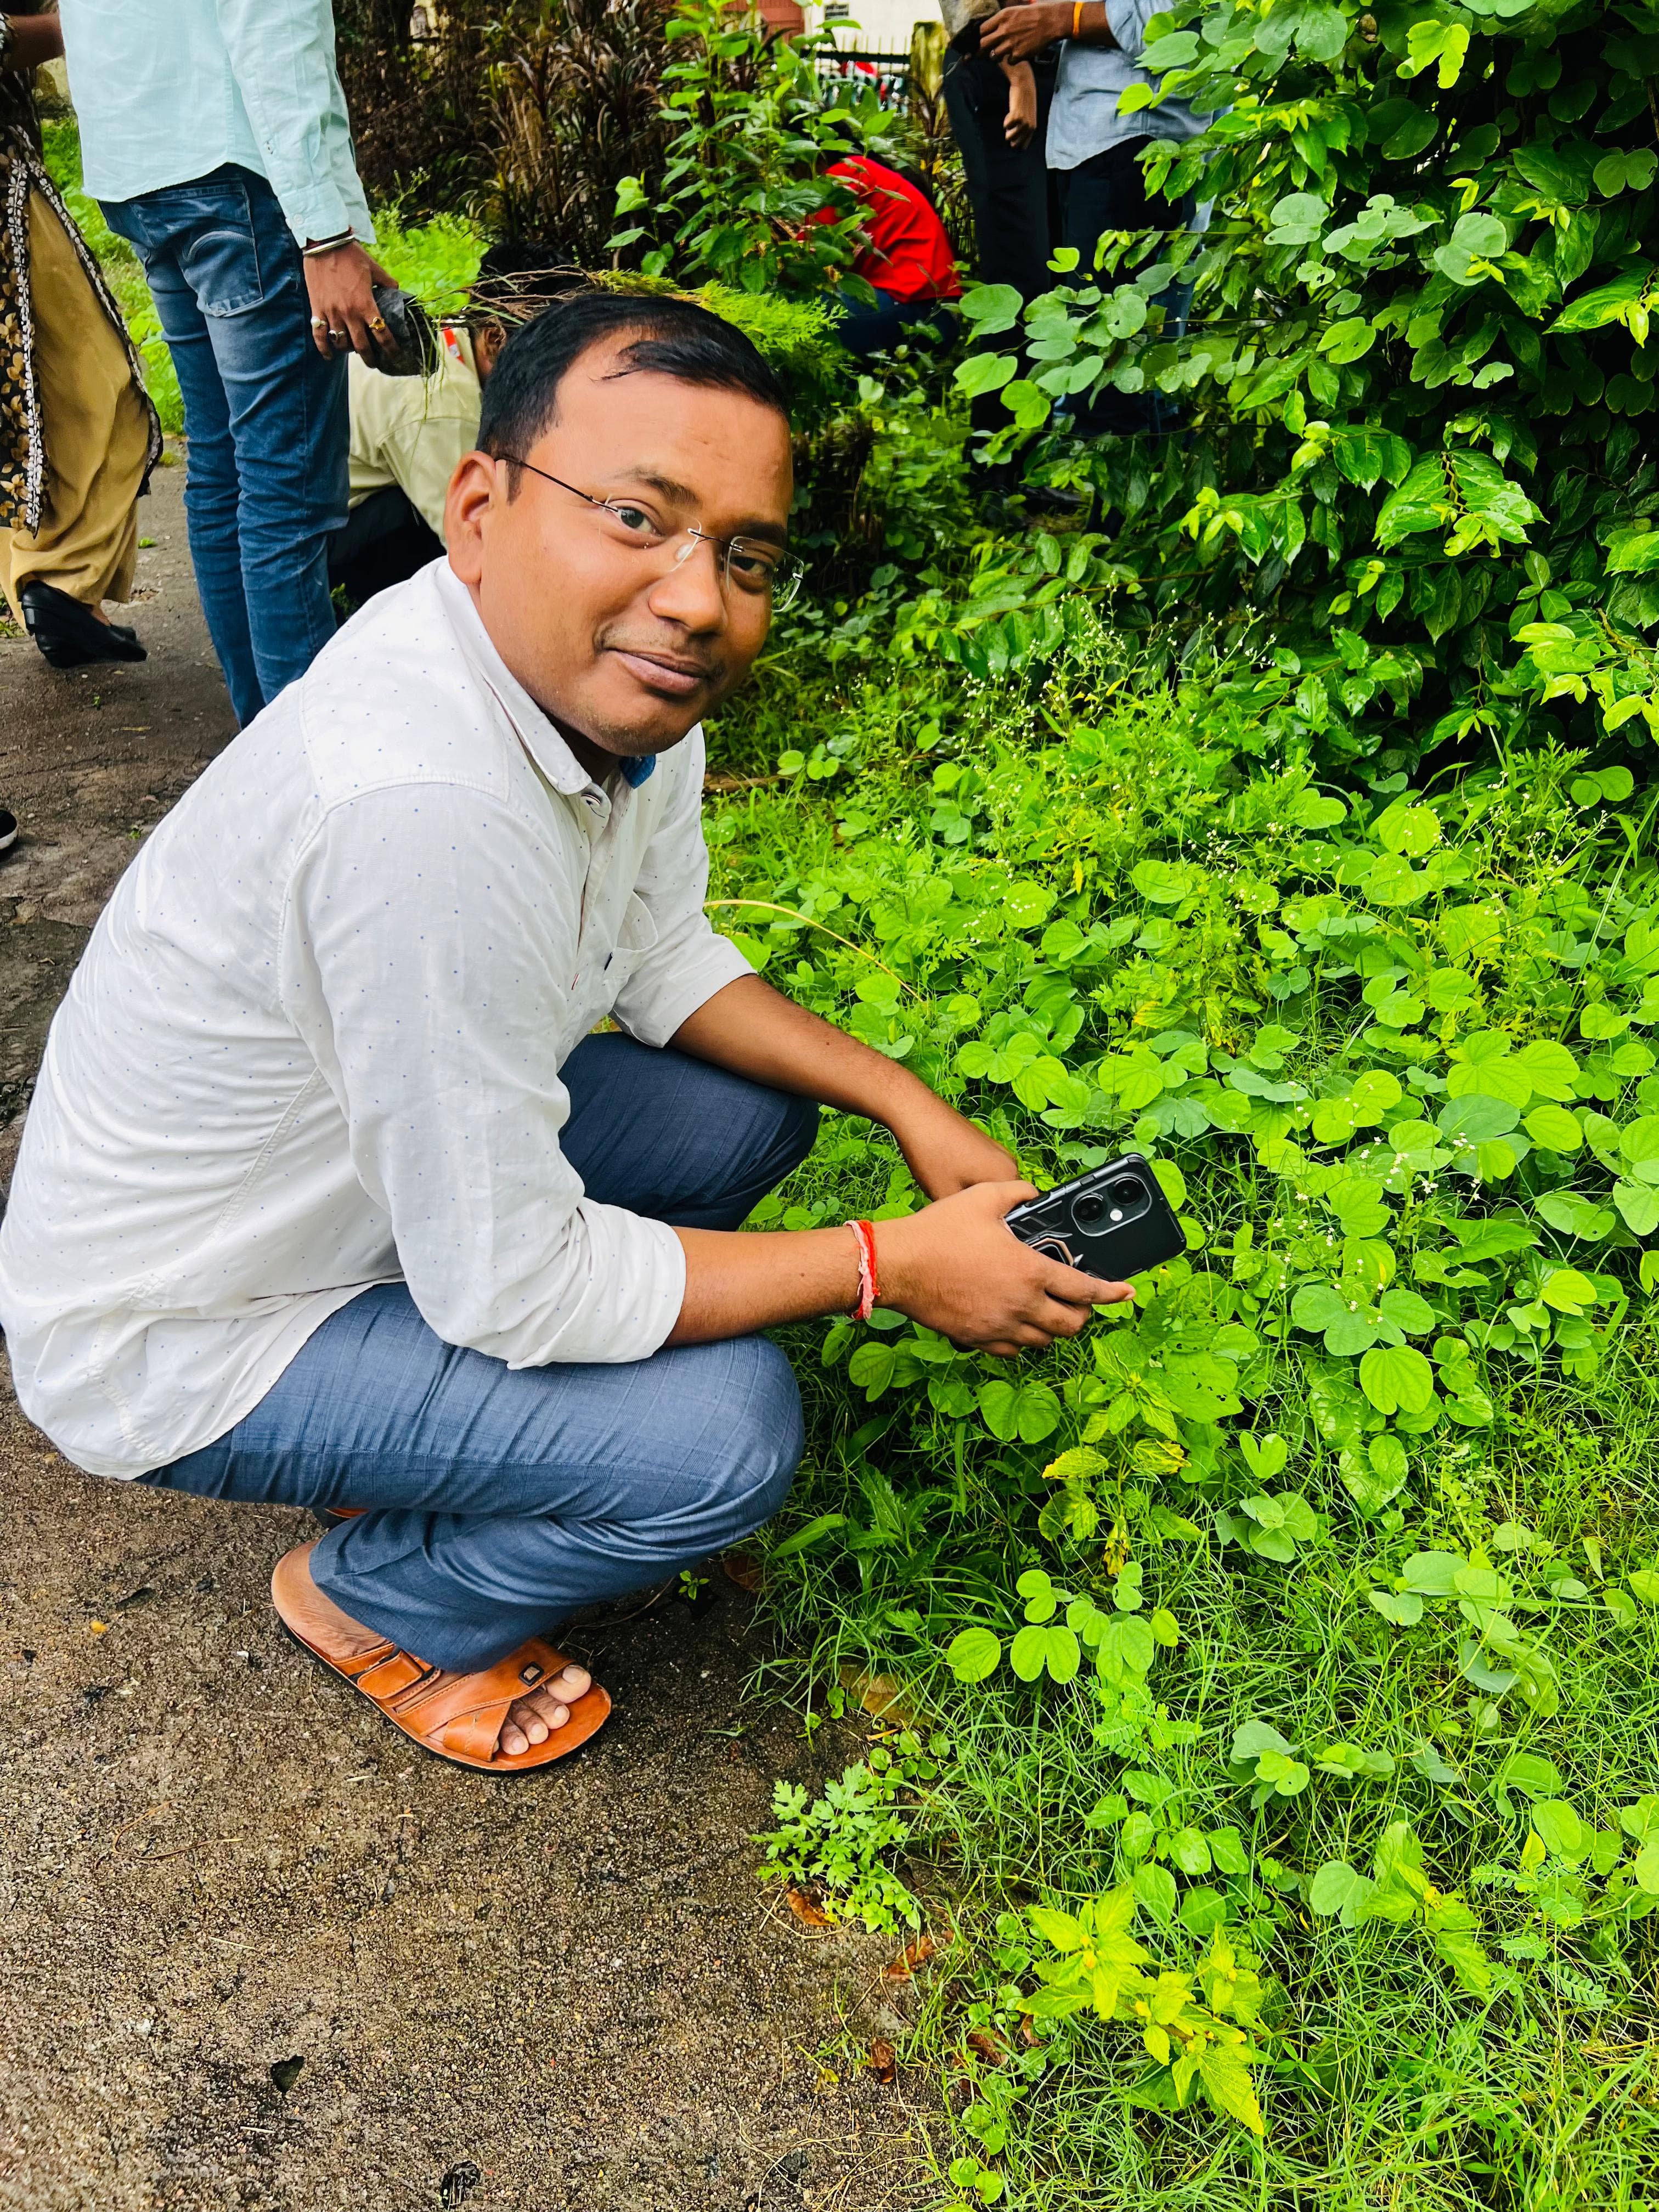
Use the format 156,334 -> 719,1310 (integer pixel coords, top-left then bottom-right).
957,0 -> 1659,772
708,630 -> 1659,2199
482,0 -> 672,261
612,0 -> 907,297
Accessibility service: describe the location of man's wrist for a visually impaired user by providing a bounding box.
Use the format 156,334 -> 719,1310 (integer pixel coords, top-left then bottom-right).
864,1065 -> 951,1145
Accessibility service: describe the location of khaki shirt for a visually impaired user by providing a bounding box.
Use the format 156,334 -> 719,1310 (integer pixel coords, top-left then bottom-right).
347,325 -> 482,543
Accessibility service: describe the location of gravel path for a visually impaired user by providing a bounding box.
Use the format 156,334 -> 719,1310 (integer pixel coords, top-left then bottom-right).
0,452 -> 933,2212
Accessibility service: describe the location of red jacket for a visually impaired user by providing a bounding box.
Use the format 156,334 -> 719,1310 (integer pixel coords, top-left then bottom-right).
823,156 -> 962,304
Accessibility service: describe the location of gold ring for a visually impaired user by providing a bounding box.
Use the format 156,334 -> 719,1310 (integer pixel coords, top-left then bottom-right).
368,315 -> 388,333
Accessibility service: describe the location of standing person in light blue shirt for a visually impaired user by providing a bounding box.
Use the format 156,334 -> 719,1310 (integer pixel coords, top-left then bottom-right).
981,0 -> 1210,436
56,0 -> 394,724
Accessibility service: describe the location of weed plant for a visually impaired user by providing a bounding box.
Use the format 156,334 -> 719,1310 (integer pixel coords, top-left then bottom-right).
710,631 -> 1659,2206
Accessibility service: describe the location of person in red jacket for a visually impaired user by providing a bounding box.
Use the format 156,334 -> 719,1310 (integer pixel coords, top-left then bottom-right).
822,155 -> 963,358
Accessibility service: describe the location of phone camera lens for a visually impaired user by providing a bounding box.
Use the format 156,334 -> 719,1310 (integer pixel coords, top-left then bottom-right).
1107,1177 -> 1144,1206
1072,1193 -> 1107,1227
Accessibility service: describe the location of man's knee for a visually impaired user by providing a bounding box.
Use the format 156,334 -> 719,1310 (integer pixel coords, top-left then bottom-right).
716,1335 -> 804,1530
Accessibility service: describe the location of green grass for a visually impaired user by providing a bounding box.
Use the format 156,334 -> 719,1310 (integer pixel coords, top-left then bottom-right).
702,635 -> 1659,2209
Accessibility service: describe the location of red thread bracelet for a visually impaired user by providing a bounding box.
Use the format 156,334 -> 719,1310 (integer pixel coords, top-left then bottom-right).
845,1218 -> 879,1322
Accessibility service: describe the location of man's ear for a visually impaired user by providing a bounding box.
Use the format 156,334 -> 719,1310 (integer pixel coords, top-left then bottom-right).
475,321 -> 507,379
444,450 -> 500,588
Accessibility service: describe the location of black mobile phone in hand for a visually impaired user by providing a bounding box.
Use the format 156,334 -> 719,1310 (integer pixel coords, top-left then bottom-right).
1004,1153 -> 1185,1281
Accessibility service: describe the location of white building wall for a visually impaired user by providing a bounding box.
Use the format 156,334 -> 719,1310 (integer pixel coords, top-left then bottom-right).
809,0 -> 939,54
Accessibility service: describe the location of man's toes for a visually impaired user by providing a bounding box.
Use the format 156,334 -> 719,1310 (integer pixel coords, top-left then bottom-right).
526,1685 -> 571,1733
498,1669 -> 594,1757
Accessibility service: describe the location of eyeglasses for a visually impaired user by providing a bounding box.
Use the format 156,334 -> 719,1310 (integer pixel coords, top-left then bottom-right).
498,455 -> 804,611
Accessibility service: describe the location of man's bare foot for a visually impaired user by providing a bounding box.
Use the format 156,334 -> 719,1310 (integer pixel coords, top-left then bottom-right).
274,1539 -> 593,1758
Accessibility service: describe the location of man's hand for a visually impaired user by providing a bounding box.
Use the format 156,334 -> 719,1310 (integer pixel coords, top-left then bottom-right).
980,1 -> 1071,65
1003,59 -> 1039,148
879,1181 -> 1130,1356
670,1180 -> 1131,1352
673,975 -> 1018,1197
302,240 -> 399,363
887,1088 -> 1017,1198
665,973 -> 1128,1350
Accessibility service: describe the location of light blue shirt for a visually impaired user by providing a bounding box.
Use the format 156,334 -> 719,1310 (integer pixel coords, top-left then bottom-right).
57,0 -> 373,247
1046,0 -> 1211,172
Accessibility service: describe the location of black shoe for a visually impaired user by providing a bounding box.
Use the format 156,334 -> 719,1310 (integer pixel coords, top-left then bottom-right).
0,806 -> 15,854
18,580 -> 146,669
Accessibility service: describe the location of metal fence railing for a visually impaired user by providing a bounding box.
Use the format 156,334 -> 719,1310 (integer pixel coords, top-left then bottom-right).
813,46 -> 911,106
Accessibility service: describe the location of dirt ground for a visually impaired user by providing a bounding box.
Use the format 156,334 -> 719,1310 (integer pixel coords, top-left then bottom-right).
0,453 -> 938,2212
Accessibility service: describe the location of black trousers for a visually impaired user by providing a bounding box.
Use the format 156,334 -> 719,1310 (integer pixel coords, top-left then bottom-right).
942,40 -> 1057,304
326,484 -> 443,611
943,38 -> 1059,450
1056,136 -> 1195,438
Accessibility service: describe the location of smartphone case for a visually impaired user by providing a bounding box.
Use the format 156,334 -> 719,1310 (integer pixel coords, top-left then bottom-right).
1004,1152 -> 1184,1280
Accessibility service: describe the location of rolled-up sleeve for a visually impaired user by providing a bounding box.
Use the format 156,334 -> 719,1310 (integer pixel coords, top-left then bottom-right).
278,787 -> 685,1365
610,731 -> 754,1049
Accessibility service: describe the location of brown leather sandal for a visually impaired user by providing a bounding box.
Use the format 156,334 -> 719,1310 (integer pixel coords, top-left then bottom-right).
272,1546 -> 611,1773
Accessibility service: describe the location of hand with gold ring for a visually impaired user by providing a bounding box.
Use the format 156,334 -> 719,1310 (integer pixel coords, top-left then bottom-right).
302,239 -> 399,362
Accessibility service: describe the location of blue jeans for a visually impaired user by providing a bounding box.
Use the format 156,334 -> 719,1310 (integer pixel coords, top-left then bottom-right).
100,165 -> 347,726
144,1035 -> 819,1672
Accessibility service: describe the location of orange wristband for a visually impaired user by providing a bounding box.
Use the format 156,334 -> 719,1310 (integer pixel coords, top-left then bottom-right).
1072,1 -> 1084,33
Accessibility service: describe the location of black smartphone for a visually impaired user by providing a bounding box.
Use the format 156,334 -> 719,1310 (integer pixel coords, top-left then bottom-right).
1004,1152 -> 1185,1281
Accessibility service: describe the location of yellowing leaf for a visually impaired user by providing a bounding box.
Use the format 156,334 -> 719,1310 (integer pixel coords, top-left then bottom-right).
1197,2038 -> 1265,2135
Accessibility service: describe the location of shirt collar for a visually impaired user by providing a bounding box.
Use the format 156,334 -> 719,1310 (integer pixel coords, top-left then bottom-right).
432,559 -> 597,798
431,561 -> 659,797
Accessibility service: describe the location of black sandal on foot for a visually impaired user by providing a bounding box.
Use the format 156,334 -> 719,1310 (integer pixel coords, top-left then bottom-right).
19,580 -> 146,669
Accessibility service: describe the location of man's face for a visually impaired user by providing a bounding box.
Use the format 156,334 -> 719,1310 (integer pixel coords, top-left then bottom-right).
446,338 -> 794,759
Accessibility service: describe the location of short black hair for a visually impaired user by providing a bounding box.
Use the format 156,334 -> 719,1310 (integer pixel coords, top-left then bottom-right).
477,291 -> 789,472
469,239 -> 588,324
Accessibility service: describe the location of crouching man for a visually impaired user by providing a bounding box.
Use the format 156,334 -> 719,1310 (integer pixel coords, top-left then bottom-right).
0,293 -> 1127,1774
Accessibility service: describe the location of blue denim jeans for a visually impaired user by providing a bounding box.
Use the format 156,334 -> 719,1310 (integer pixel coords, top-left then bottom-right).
100,165 -> 347,726
145,1034 -> 819,1671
